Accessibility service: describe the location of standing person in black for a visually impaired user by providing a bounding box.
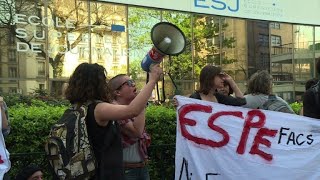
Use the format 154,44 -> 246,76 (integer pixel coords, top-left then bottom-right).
190,65 -> 246,106
64,63 -> 162,180
303,57 -> 320,119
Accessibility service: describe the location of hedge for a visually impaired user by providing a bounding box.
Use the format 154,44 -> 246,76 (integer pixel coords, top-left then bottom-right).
4,94 -> 177,179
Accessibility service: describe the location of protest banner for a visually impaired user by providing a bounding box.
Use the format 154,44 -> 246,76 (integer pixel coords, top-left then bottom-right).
175,95 -> 320,180
0,108 -> 10,179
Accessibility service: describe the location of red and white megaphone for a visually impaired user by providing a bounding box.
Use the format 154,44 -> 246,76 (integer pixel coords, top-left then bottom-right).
141,22 -> 186,72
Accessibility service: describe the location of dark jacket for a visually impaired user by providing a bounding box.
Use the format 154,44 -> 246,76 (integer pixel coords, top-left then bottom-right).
189,91 -> 246,106
303,81 -> 320,119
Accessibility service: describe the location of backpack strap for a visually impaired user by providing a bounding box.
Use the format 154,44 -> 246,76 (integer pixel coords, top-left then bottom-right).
313,81 -> 320,107
262,94 -> 277,110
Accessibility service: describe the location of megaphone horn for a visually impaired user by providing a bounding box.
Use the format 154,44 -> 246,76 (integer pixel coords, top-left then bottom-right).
141,22 -> 186,72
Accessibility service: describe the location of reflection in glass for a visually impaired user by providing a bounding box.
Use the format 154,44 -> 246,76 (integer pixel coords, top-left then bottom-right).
269,22 -> 295,102
221,18 -> 246,84
127,7 -> 161,98
128,7 -> 160,81
247,20 -> 270,76
0,1 -> 42,94
315,27 -> 320,63
89,2 -> 127,77
0,0 -> 319,103
162,11 -> 192,95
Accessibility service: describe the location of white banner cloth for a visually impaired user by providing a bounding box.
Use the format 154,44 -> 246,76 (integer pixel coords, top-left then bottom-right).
0,108 -> 10,179
175,95 -> 320,180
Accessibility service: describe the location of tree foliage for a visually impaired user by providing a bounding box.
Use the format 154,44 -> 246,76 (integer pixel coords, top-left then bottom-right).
127,8 -> 239,81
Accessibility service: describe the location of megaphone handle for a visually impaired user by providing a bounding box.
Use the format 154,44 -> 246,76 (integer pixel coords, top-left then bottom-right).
161,75 -> 165,103
146,72 -> 149,84
156,81 -> 160,103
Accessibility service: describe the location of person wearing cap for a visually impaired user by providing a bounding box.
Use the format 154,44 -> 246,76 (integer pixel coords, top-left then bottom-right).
189,65 -> 246,106
15,164 -> 43,180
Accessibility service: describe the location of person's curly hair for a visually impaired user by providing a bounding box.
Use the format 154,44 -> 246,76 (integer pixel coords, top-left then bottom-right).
247,70 -> 272,95
65,63 -> 112,104
198,65 -> 222,95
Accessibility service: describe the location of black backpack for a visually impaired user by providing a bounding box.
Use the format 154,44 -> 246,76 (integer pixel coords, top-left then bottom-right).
310,81 -> 320,106
45,104 -> 96,180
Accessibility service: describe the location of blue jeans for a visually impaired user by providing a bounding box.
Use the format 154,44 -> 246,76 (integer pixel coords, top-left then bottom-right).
124,167 -> 150,180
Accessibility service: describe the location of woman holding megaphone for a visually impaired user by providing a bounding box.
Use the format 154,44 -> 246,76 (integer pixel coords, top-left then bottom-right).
64,63 -> 162,179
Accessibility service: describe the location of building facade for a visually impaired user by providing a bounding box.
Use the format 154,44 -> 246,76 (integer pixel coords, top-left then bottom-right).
0,0 -> 319,103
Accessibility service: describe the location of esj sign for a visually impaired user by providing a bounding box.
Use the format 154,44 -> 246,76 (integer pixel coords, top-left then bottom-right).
100,0 -> 320,25
175,95 -> 320,179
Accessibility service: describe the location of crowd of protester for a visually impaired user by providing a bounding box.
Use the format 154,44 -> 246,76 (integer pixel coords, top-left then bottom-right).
1,57 -> 319,179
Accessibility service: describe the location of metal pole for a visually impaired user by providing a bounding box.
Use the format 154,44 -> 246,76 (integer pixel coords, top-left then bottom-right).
191,14 -> 195,91
88,1 -> 92,64
126,5 -> 129,74
44,0 -> 50,92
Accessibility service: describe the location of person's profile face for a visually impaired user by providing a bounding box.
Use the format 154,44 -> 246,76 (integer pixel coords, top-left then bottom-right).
213,73 -> 225,89
28,171 -> 43,180
217,84 -> 230,96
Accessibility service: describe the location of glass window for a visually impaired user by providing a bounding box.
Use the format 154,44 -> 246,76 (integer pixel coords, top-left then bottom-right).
314,26 -> 320,59
8,67 -> 17,78
79,47 -> 89,60
38,61 -> 45,76
270,22 -> 280,29
257,21 -> 269,29
258,34 -> 269,47
193,14 -> 220,68
271,35 -> 281,46
8,34 -> 15,44
39,84 -> 45,90
293,25 -> 314,82
221,18 -> 246,84
8,49 -> 16,61
0,0 -> 319,103
247,20 -> 270,76
90,2 -> 127,77
270,23 -> 293,84
9,87 -> 17,93
127,7 -> 161,93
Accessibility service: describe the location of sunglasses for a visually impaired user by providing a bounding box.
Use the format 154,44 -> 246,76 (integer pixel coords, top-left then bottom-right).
116,79 -> 135,90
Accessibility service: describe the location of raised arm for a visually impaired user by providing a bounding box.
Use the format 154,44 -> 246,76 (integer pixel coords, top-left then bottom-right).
95,64 -> 162,125
223,74 -> 244,98
120,109 -> 146,138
